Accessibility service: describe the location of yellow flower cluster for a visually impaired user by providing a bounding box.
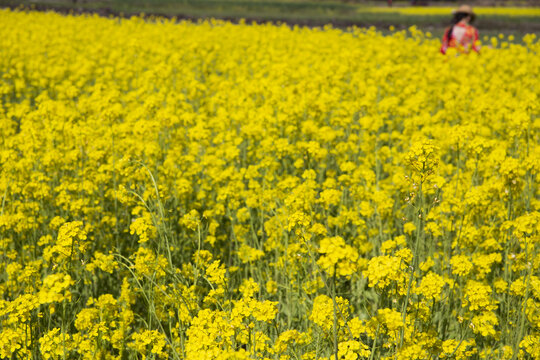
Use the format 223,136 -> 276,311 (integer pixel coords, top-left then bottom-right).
0,8 -> 539,360
317,236 -> 359,277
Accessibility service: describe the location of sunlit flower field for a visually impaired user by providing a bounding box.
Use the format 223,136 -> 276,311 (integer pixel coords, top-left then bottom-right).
0,8 -> 539,360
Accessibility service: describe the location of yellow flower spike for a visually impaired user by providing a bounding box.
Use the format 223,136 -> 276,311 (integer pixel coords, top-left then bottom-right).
364,255 -> 408,293
266,280 -> 278,295
129,212 -> 156,244
317,236 -> 359,278
310,295 -> 350,332
38,273 -> 75,304
130,330 -> 168,358
43,221 -> 89,265
238,278 -> 260,298
237,243 -> 265,263
39,328 -> 75,360
415,271 -> 446,301
405,140 -> 440,184
463,280 -> 498,312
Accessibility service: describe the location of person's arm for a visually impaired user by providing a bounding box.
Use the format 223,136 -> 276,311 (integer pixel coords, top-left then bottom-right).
472,28 -> 480,53
441,28 -> 450,54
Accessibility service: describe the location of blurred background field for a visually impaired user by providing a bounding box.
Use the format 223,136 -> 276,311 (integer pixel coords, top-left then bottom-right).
1,0 -> 539,36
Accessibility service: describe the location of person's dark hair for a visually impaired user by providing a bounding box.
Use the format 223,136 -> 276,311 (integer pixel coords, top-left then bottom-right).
446,12 -> 475,42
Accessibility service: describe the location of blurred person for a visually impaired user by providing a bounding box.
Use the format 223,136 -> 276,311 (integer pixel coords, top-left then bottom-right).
440,5 -> 480,54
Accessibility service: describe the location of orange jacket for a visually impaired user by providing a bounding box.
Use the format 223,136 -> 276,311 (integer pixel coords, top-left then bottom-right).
441,22 -> 479,54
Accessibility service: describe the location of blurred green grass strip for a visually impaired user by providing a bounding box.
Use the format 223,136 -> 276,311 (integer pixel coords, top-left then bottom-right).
360,6 -> 540,16
2,0 -> 539,34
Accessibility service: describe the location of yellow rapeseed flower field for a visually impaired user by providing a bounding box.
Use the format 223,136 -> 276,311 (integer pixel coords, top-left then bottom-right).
0,8 -> 539,360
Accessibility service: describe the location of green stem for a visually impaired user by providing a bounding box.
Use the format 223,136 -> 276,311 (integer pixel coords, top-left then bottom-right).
332,268 -> 338,360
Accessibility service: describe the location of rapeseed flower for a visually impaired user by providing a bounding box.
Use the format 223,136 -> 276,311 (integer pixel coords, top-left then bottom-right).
0,8 -> 538,359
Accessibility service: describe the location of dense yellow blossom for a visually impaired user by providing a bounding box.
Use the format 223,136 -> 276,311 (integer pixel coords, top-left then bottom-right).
38,273 -> 75,304
364,255 -> 408,293
463,280 -> 498,312
415,271 -> 449,301
317,236 -> 360,277
0,8 -> 538,360
39,328 -> 75,360
310,295 -> 350,331
130,330 -> 168,359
